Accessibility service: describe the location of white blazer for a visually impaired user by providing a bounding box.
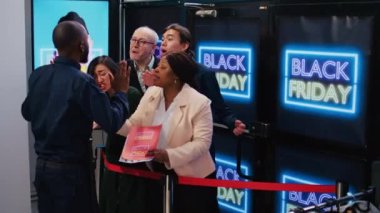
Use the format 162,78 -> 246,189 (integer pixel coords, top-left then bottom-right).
117,84 -> 215,178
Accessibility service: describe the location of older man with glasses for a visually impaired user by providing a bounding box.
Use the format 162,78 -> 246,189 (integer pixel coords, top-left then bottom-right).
98,26 -> 160,213
128,26 -> 159,94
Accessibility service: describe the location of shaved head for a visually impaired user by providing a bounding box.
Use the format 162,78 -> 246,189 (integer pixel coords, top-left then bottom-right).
52,21 -> 89,63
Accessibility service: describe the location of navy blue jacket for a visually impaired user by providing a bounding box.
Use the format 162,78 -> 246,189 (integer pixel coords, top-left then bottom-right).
195,63 -> 237,129
22,57 -> 129,163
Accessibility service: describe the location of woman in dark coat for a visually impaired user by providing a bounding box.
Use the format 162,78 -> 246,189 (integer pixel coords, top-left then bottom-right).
88,56 -> 154,213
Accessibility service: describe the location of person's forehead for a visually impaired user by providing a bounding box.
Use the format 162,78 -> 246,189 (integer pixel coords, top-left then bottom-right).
163,29 -> 179,37
95,64 -> 109,71
132,29 -> 152,40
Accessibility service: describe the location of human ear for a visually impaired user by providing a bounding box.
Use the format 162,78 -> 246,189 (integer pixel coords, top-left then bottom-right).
80,42 -> 85,53
181,42 -> 190,52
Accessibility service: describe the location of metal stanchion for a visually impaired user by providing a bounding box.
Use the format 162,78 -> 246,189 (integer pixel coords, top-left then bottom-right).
336,180 -> 349,211
95,145 -> 106,201
163,174 -> 174,213
236,121 -> 270,180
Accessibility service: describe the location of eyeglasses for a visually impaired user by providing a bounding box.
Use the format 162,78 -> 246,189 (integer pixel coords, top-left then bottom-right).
130,38 -> 155,46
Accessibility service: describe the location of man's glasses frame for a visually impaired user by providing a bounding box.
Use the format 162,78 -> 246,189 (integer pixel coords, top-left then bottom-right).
130,38 -> 155,46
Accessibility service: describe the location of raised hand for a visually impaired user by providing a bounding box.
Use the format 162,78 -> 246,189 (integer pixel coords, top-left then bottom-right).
111,60 -> 130,93
142,69 -> 157,86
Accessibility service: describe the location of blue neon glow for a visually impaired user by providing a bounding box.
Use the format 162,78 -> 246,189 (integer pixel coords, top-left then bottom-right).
215,156 -> 250,213
154,39 -> 162,58
279,172 -> 336,213
282,47 -> 362,116
197,43 -> 254,102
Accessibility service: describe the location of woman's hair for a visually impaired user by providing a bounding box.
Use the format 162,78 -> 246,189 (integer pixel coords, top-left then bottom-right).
87,55 -> 119,77
58,11 -> 89,35
163,23 -> 194,58
165,52 -> 198,89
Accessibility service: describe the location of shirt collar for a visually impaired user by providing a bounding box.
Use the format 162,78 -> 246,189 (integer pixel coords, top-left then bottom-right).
134,55 -> 155,72
54,56 -> 81,70
147,55 -> 155,69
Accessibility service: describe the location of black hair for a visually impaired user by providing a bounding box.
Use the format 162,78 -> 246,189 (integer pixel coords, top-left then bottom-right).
163,23 -> 194,58
87,55 -> 119,77
58,11 -> 89,34
165,52 -> 198,89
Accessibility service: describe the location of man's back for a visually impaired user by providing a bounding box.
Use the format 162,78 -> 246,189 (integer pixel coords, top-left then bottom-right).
22,57 -> 128,163
23,20 -> 131,213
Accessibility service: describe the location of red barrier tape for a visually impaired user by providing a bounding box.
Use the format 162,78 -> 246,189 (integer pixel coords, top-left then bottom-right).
102,152 -> 335,193
102,152 -> 163,180
178,177 -> 335,193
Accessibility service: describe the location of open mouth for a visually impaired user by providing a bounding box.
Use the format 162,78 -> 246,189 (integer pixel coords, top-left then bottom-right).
98,83 -> 107,91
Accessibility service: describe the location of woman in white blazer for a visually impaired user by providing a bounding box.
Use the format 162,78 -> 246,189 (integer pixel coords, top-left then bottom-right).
118,52 -> 219,213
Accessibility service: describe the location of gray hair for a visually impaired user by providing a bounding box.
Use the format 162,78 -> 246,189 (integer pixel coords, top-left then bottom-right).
133,26 -> 159,44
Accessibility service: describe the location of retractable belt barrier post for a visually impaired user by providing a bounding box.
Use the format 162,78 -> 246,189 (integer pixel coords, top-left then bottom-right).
163,174 -> 175,213
336,180 -> 349,211
237,121 -> 270,180
95,144 -> 106,201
